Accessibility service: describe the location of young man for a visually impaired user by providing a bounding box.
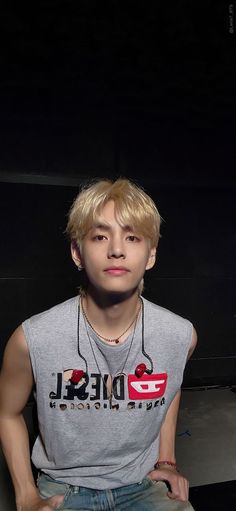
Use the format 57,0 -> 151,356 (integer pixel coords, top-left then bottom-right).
0,178 -> 197,511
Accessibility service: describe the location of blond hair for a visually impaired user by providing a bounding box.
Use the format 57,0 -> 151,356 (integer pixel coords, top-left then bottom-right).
66,178 -> 161,250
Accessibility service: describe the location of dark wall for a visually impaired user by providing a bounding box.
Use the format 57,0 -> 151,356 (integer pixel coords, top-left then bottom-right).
0,2 -> 235,386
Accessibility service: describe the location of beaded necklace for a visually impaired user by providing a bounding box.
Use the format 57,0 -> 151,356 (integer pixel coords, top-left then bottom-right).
81,298 -> 140,344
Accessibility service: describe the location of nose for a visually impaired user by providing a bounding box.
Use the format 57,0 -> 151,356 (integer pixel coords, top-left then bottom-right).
107,235 -> 126,259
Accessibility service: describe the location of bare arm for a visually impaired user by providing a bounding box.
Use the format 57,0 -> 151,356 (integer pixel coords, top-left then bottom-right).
158,326 -> 198,463
158,388 -> 181,464
0,326 -> 63,511
148,327 -> 198,501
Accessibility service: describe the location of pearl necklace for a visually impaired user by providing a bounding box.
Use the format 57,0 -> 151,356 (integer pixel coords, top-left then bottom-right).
81,298 -> 141,344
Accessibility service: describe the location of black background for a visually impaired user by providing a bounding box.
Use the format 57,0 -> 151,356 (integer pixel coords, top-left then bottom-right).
0,1 -> 235,386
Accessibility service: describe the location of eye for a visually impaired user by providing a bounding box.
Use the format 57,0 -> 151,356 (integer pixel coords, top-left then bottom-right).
94,234 -> 107,241
126,235 -> 140,242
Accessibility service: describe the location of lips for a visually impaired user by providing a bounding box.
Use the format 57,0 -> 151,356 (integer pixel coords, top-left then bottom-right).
104,267 -> 130,275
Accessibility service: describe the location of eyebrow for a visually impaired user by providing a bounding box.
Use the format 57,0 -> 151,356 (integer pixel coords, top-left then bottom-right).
92,222 -> 134,232
93,223 -> 111,230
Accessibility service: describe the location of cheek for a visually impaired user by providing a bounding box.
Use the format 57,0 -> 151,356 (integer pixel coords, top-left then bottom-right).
132,259 -> 149,276
82,249 -> 101,271
134,248 -> 152,265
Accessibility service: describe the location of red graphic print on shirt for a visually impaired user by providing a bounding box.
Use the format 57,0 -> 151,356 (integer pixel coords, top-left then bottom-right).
128,373 -> 168,400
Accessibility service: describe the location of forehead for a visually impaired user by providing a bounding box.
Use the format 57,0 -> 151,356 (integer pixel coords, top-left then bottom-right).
92,201 -> 134,230
94,201 -> 118,223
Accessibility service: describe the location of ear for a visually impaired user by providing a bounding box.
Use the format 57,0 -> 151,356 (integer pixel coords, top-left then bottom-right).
70,241 -> 83,269
145,247 -> 156,271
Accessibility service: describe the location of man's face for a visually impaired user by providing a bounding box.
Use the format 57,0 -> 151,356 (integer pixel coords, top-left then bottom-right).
72,200 -> 156,296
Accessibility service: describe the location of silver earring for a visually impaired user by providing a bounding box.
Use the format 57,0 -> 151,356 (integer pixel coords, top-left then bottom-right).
77,265 -> 83,272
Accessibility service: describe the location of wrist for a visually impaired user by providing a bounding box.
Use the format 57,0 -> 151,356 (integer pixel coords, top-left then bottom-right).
154,460 -> 178,470
15,484 -> 39,509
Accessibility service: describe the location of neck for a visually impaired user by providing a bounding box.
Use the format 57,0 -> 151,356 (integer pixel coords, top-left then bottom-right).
87,284 -> 139,306
82,289 -> 141,342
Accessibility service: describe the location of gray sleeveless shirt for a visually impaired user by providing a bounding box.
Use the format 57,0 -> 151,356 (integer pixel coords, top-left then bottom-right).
22,296 -> 193,489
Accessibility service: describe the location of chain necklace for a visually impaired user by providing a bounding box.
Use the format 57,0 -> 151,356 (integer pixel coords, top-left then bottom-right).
81,298 -> 140,344
81,298 -> 141,403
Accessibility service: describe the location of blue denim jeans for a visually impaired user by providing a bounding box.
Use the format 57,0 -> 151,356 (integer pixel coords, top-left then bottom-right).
37,472 -> 195,511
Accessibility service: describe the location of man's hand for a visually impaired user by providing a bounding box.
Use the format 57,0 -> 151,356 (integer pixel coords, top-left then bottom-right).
148,466 -> 189,502
17,494 -> 64,511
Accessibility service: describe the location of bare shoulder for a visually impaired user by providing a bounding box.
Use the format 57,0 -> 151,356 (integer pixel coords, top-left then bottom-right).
187,326 -> 198,360
1,325 -> 30,370
0,326 -> 34,413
